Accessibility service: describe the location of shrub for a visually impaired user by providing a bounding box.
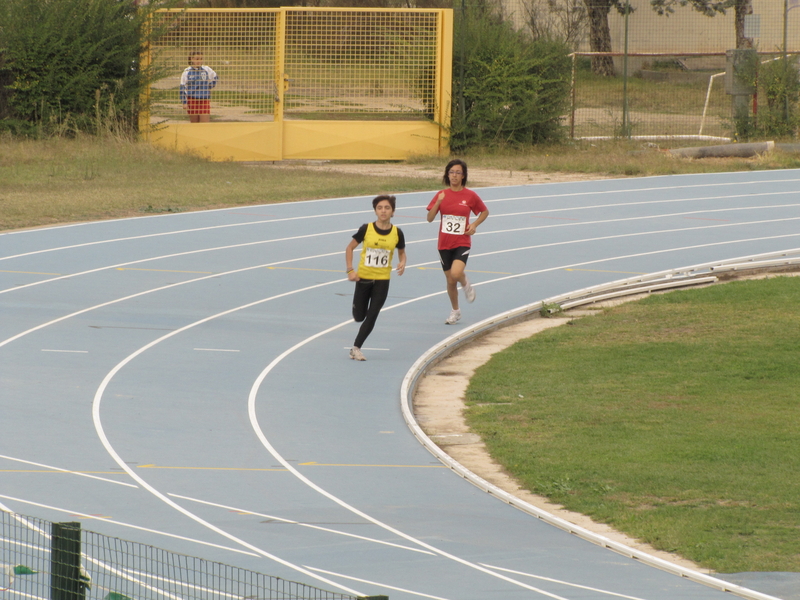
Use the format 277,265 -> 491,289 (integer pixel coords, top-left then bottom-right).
450,8 -> 571,151
755,56 -> 800,139
0,0 -> 168,137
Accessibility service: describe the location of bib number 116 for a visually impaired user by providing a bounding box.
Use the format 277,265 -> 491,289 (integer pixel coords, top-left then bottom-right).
365,247 -> 390,267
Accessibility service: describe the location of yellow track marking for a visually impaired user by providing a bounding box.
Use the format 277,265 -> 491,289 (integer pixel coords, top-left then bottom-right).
116,268 -> 213,274
0,270 -> 61,275
298,462 -> 444,468
137,464 -> 287,471
265,266 -> 342,273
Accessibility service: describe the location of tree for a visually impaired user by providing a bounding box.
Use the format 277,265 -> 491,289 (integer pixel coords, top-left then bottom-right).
582,0 -> 629,76
522,0 -> 588,49
451,10 -> 571,149
650,0 -> 754,49
0,0 -> 173,136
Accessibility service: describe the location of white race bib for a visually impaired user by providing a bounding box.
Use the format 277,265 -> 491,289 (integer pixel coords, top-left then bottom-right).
365,247 -> 390,268
441,214 -> 466,235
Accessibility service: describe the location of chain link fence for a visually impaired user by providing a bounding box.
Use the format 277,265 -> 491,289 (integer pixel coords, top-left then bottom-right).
496,0 -> 800,140
147,8 -> 442,125
1,512 -> 382,600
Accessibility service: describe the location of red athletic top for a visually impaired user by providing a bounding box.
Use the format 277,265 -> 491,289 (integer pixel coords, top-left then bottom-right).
427,188 -> 488,250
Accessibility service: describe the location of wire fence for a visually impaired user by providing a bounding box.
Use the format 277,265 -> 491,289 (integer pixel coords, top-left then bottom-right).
146,3 -> 799,141
497,0 -> 800,140
1,512 -> 375,600
147,8 -> 442,125
567,50 -> 800,142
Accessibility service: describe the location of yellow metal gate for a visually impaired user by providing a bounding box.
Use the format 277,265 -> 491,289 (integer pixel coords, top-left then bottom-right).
141,8 -> 453,161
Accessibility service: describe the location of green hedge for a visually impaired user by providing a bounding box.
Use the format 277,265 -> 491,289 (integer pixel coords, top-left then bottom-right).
0,0 -> 165,136
450,10 -> 572,150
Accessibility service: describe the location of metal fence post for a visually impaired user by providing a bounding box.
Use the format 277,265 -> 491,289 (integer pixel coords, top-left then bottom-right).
51,522 -> 86,600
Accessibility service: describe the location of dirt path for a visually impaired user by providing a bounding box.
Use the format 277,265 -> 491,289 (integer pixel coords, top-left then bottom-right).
247,161 -> 617,188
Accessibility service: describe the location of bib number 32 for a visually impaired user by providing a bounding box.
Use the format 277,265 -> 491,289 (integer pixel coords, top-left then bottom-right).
441,214 -> 467,235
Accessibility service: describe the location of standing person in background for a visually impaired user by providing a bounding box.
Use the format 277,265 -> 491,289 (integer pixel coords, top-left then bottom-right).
180,50 -> 218,123
427,159 -> 489,325
345,195 -> 407,361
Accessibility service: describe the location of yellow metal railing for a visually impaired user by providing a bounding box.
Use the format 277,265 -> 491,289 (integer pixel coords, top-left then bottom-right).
142,7 -> 452,161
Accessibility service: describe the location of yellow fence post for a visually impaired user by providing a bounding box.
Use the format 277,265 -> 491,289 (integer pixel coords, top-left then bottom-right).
438,9 -> 454,156
138,12 -> 152,141
145,8 -> 451,161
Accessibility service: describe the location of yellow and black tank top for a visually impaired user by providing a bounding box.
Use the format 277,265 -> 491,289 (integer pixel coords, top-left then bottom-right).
353,222 -> 405,280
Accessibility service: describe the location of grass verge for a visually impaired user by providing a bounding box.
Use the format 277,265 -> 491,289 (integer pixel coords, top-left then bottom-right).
464,276 -> 800,573
0,136 -> 437,231
4,136 -> 800,231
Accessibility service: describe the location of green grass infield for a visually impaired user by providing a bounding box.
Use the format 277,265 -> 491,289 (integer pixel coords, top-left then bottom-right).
465,276 -> 800,573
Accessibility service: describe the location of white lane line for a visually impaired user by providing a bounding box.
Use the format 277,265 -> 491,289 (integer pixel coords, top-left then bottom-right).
0,228 -> 355,296
0,250 -> 345,350
193,348 -> 240,352
304,566 -> 453,600
0,208 -> 382,263
3,210 -> 799,345
473,216 -> 800,263
480,564 -> 651,600
11,232 -> 789,597
244,234 -> 800,597
41,349 -> 88,353
492,188 -> 800,214
489,199 -> 800,231
90,282 -> 367,598
85,279 -> 566,597
3,178 -> 798,269
0,494 -> 259,558
82,553 -> 184,600
3,197 -> 798,298
342,347 -> 390,351
0,454 -> 137,488
169,493 -> 436,556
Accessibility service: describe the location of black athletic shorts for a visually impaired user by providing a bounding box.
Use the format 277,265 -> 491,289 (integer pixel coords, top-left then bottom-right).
438,246 -> 470,271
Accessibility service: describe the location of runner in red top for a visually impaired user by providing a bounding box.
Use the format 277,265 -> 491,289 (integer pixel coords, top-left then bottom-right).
426,159 -> 489,325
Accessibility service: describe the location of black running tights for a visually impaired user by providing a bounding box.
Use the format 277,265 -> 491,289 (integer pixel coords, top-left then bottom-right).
352,278 -> 390,349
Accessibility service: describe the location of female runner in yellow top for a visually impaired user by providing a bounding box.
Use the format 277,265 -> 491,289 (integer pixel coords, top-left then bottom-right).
344,195 -> 407,361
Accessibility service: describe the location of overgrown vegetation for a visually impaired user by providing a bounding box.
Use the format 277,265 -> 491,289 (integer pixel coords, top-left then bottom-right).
0,0 -> 171,138
465,277 -> 800,572
747,56 -> 800,140
449,4 -> 572,150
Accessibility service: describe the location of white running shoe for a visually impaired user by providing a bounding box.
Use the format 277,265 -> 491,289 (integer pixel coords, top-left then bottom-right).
445,309 -> 461,325
350,347 -> 366,361
462,278 -> 476,303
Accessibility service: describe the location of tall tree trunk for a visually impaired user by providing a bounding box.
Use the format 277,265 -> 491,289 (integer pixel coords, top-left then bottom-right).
734,0 -> 753,49
583,0 -> 615,76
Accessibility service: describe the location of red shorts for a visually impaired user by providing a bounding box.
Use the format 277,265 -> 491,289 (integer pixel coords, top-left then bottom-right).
185,98 -> 210,115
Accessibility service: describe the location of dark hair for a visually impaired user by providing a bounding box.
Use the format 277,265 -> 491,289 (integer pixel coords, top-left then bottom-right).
443,159 -> 468,186
372,194 -> 396,211
188,49 -> 203,65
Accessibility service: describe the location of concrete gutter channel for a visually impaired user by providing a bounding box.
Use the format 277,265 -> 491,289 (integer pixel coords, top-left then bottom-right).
669,141 -> 800,159
400,249 -> 800,600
